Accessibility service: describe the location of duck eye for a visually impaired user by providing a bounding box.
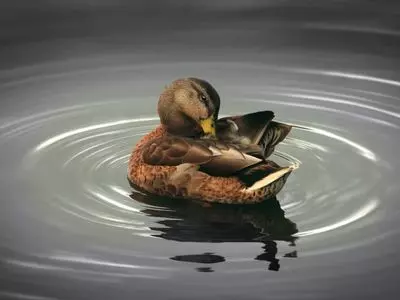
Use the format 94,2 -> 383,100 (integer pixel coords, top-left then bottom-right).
200,94 -> 207,101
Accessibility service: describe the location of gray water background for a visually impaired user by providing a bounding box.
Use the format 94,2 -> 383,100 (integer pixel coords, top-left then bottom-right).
1,1 -> 400,299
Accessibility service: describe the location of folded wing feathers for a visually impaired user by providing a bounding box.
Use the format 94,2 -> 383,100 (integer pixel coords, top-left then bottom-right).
243,164 -> 298,192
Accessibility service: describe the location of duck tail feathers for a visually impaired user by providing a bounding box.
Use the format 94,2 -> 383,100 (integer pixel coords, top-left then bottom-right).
260,121 -> 293,158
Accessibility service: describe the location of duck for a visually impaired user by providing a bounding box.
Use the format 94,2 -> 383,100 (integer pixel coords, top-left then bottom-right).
127,77 -> 298,204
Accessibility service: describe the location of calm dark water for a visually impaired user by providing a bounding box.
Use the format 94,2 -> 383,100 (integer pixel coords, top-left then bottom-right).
1,2 -> 400,300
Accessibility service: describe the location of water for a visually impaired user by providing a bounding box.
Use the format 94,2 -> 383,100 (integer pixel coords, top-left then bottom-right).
1,2 -> 400,300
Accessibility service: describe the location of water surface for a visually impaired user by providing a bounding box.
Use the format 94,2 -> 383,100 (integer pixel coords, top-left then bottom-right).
1,2 -> 400,300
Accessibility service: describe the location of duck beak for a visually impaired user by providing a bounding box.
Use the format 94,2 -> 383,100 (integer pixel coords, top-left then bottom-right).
199,115 -> 216,137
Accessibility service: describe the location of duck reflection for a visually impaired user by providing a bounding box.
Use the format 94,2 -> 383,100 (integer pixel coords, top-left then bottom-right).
170,252 -> 225,273
130,191 -> 298,272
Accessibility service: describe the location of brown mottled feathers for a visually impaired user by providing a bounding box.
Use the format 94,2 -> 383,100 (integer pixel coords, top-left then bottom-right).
128,126 -> 295,204
142,135 -> 262,177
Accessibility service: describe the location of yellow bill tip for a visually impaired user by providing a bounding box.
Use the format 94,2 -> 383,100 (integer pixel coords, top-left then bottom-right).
199,116 -> 216,136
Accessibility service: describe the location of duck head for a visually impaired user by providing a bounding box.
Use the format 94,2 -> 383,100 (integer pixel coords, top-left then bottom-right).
158,77 -> 220,137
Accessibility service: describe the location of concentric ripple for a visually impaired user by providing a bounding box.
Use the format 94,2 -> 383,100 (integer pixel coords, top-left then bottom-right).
1,60 -> 400,299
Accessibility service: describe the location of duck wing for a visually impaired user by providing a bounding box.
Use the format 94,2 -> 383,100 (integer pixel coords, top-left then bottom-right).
141,135 -> 263,177
142,135 -> 296,189
216,111 -> 292,158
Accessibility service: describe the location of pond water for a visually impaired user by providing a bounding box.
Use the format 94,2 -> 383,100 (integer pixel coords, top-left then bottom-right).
1,2 -> 400,300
